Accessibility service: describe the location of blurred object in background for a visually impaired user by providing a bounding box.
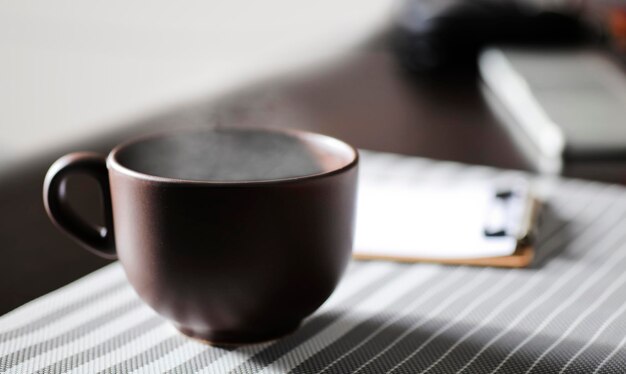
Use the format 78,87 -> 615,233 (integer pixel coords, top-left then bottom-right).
392,0 -> 594,74
480,47 -> 626,182
390,0 -> 626,184
576,0 -> 626,63
607,3 -> 626,62
611,7 -> 626,46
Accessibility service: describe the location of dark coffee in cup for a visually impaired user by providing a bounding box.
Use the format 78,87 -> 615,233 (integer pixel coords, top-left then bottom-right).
44,128 -> 358,344
116,130 -> 345,181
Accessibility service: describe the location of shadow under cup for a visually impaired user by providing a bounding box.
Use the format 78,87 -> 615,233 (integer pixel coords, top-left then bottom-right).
44,128 -> 359,345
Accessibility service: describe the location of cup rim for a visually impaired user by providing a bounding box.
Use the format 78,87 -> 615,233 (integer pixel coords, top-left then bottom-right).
107,127 -> 359,185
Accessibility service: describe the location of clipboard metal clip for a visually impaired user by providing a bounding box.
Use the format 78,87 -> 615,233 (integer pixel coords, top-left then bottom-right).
483,183 -> 535,242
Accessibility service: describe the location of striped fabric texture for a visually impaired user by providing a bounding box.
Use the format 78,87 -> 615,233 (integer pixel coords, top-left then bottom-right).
3,151 -> 626,373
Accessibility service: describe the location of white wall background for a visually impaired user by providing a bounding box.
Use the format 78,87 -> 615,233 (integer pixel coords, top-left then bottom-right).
0,0 -> 395,164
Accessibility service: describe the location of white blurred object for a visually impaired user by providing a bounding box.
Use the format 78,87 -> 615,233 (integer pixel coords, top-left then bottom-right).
355,182 -> 519,260
480,47 -> 626,177
0,0 -> 396,165
354,151 -> 534,261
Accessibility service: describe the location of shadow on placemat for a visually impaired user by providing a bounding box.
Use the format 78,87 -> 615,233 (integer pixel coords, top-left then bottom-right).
530,203 -> 573,270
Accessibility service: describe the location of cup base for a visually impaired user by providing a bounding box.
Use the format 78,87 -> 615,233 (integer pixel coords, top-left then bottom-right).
175,321 -> 301,346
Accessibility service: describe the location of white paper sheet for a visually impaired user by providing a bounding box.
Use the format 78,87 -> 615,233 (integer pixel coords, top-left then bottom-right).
354,176 -> 519,260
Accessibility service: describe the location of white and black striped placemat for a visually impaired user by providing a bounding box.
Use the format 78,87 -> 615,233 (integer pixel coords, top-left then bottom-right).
3,151 -> 626,373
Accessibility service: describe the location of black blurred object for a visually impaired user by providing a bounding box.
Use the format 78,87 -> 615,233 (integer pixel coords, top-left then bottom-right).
393,0 -> 596,74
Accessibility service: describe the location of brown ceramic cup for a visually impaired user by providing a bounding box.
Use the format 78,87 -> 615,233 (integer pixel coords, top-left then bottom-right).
43,128 -> 358,344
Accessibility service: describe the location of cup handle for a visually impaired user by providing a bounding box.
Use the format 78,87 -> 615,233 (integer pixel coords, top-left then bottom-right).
43,152 -> 117,259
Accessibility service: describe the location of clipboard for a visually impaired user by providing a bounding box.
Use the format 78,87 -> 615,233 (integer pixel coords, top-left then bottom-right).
352,168 -> 541,268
